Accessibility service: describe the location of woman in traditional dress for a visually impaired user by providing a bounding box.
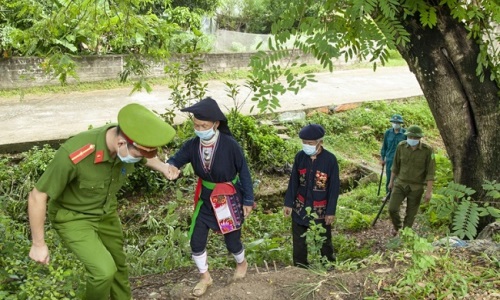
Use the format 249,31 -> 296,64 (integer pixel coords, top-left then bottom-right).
165,97 -> 254,297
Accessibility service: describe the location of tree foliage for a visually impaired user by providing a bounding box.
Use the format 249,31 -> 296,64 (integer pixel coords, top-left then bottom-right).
0,0 -> 217,84
0,0 -> 209,58
247,0 -> 499,112
245,0 -> 500,202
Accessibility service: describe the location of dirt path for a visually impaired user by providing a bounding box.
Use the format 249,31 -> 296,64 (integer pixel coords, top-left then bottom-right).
130,219 -> 397,300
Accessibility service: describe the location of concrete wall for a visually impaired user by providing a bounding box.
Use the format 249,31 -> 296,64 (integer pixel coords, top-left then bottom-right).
0,51 -> 320,89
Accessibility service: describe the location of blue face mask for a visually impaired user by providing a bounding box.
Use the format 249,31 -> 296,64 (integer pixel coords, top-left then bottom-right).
302,143 -> 318,156
392,123 -> 401,130
117,144 -> 142,163
195,125 -> 216,140
407,139 -> 420,147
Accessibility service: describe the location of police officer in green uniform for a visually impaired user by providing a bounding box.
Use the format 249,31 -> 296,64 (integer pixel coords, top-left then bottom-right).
28,103 -> 175,299
388,125 -> 436,236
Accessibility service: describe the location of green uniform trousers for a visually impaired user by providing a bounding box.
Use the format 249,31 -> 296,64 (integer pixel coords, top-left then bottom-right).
388,182 -> 424,231
51,209 -> 131,300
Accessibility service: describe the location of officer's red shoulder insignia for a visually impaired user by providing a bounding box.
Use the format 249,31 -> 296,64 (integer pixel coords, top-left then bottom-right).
69,144 -> 95,164
94,150 -> 104,164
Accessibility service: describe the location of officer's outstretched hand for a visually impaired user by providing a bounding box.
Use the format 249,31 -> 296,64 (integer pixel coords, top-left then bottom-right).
29,243 -> 50,265
283,206 -> 292,217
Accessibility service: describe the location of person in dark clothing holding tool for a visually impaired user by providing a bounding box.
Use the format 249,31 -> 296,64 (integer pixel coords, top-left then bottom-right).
380,114 -> 406,194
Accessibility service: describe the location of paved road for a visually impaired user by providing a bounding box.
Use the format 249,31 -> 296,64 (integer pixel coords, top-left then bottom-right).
0,66 -> 422,148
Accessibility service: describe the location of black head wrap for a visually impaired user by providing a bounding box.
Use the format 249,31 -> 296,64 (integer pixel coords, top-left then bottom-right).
180,97 -> 232,135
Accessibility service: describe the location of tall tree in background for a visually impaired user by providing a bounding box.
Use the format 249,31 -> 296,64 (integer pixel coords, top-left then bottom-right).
249,0 -> 500,200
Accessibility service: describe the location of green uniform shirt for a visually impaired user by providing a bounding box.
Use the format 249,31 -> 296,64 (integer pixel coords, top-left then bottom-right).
36,124 -> 138,217
392,140 -> 435,188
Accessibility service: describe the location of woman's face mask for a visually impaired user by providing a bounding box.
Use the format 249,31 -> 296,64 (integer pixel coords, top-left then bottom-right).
194,123 -> 216,140
117,143 -> 142,163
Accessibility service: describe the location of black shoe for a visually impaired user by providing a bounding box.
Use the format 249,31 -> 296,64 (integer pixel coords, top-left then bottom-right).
294,262 -> 309,269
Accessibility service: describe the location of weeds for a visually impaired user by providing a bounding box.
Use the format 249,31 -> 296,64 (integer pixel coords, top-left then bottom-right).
242,207 -> 292,265
383,228 -> 500,299
2,97 -> 497,299
287,278 -> 328,300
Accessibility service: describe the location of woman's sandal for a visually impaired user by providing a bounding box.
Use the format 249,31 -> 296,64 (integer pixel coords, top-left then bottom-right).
192,277 -> 213,297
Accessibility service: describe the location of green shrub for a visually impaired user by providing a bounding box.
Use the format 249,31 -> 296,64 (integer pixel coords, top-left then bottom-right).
228,112 -> 299,173
336,207 -> 372,232
240,207 -> 292,265
425,181 -> 500,239
0,210 -> 85,299
331,234 -> 372,261
303,112 -> 349,135
0,146 -> 56,224
124,201 -> 192,275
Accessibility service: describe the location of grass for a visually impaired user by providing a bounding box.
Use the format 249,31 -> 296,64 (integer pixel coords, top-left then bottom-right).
294,96 -> 440,166
3,93 -> 498,299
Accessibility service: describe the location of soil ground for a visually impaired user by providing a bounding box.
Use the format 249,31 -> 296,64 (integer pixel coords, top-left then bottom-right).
129,216 -> 500,300
127,169 -> 499,300
128,170 -> 403,300
130,219 -> 398,300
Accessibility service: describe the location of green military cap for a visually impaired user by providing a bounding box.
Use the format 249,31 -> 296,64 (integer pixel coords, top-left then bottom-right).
390,114 -> 404,123
405,125 -> 424,138
118,103 -> 175,158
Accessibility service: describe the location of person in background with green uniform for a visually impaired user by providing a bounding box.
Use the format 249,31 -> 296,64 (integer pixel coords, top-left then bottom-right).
380,114 -> 406,194
388,125 -> 435,236
27,103 -> 175,300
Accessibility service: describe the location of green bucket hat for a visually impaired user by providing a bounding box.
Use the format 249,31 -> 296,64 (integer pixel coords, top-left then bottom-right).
405,125 -> 424,138
118,103 -> 176,157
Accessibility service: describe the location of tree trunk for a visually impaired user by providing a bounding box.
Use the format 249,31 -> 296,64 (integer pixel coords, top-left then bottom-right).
394,6 -> 500,199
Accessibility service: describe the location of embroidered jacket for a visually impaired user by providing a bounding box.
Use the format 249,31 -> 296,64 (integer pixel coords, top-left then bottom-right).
167,133 -> 254,229
284,148 -> 340,226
